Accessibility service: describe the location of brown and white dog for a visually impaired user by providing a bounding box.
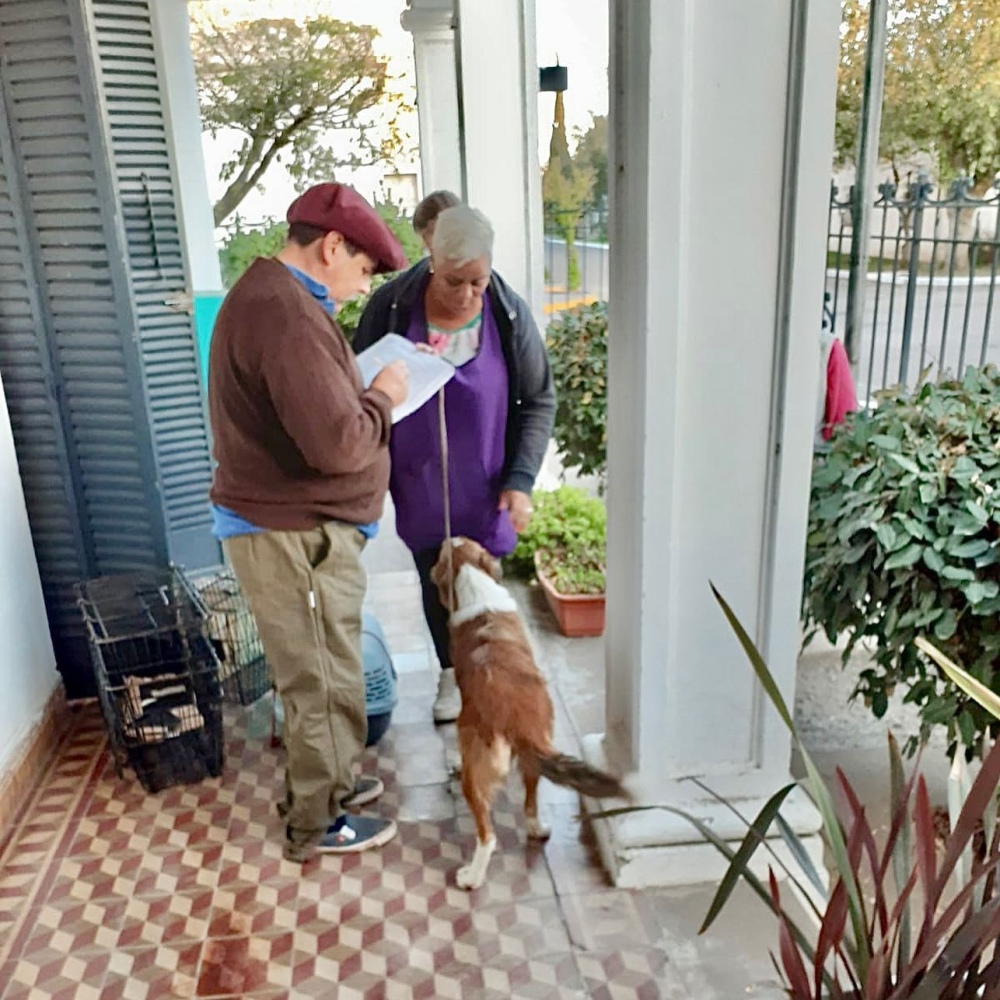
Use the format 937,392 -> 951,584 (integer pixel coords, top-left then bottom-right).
430,537 -> 629,890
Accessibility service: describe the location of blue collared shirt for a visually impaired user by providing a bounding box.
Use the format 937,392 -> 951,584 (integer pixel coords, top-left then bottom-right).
283,263 -> 337,315
211,262 -> 378,540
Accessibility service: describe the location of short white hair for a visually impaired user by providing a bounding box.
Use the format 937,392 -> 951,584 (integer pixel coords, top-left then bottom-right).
431,205 -> 494,266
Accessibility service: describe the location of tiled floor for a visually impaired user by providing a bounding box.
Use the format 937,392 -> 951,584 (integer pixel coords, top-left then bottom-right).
0,561 -> 787,1000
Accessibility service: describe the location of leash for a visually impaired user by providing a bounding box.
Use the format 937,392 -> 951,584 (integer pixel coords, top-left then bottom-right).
437,388 -> 455,615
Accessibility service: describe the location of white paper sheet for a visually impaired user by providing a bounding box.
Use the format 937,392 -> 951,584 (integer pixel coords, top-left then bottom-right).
355,333 -> 455,424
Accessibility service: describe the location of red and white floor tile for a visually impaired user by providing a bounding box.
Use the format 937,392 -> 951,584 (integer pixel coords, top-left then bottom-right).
0,690 -> 687,1000
0,572 -> 770,998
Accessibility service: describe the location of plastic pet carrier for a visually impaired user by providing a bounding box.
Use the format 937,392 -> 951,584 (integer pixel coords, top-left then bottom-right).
78,568 -> 224,793
264,611 -> 398,748
362,611 -> 398,746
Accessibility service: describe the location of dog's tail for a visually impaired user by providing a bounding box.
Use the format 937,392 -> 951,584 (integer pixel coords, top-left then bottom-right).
534,750 -> 630,801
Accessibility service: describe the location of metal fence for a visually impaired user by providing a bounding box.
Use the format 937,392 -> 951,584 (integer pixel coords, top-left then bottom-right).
826,173 -> 1000,402
543,208 -> 609,315
225,191 -> 1000,393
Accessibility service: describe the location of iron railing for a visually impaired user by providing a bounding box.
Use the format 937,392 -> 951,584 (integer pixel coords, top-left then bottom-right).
543,207 -> 609,314
827,172 -> 1000,402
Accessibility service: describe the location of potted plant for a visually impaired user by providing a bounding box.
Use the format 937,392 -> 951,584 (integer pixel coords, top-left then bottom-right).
508,485 -> 606,637
803,367 -> 1000,763
534,544 -> 605,638
598,589 -> 1000,999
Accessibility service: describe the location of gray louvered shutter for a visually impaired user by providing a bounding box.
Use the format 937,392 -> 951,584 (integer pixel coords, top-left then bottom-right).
89,0 -> 219,571
0,0 -> 220,696
0,0 -> 162,688
0,42 -> 93,673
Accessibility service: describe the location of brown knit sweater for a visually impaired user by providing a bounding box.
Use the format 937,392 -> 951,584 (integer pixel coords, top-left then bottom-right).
208,257 -> 392,530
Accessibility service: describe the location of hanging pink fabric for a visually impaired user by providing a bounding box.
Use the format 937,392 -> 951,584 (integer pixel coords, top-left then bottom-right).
823,336 -> 857,440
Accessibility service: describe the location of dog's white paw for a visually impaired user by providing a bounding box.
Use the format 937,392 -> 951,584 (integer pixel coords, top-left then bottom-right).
526,817 -> 552,840
456,864 -> 485,890
455,836 -> 496,890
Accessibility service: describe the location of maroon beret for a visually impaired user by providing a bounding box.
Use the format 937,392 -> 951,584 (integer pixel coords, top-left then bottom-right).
286,183 -> 408,274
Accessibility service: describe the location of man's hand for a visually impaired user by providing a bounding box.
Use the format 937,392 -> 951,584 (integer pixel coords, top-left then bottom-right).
498,489 -> 533,534
370,360 -> 409,407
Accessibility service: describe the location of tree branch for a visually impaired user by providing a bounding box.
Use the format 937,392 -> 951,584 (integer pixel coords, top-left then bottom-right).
194,14 -> 405,223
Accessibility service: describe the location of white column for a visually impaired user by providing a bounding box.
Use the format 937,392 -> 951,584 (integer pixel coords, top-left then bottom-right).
150,0 -> 224,386
150,0 -> 222,295
454,0 -> 544,321
401,0 -> 463,198
582,0 -> 842,889
403,0 -> 545,321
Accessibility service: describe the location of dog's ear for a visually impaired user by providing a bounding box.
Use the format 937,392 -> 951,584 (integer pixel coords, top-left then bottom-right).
480,550 -> 502,582
431,540 -> 457,586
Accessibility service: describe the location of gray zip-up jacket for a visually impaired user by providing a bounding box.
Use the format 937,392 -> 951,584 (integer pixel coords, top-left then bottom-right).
353,258 -> 555,495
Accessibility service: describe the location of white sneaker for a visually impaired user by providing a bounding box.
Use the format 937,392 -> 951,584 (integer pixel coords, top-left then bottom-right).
433,668 -> 462,723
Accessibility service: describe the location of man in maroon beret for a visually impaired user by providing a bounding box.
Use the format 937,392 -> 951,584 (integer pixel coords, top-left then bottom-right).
208,183 -> 409,862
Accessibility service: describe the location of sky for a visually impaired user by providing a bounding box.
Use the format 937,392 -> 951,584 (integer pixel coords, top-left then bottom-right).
535,0 -> 609,147
190,0 -> 608,225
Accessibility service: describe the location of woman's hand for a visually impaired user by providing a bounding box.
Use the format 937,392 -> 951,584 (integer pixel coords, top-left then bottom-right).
498,489 -> 533,533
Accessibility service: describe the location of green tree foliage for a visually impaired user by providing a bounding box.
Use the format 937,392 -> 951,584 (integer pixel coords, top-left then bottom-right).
191,12 -> 406,224
837,0 -> 1000,190
573,115 -> 608,211
542,92 -> 594,290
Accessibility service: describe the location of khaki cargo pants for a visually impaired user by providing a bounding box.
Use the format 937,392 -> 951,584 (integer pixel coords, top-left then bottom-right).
224,522 -> 368,845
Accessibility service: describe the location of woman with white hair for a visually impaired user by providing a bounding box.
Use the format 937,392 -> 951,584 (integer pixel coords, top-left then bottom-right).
354,206 -> 555,723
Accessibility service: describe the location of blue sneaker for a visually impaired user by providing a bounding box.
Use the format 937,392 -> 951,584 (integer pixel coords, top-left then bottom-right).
341,776 -> 384,809
315,814 -> 397,854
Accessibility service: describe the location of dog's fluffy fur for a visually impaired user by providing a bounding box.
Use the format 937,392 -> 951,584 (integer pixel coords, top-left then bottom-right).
431,537 -> 628,890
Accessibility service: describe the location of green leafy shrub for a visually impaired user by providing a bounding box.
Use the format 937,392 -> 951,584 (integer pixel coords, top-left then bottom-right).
216,203 -> 424,338
335,274 -> 389,339
803,367 -> 1000,760
546,302 -> 607,482
507,486 -> 605,594
378,202 -> 425,270
219,218 -> 287,288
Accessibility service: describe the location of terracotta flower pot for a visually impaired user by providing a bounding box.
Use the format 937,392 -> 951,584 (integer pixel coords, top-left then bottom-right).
534,553 -> 606,637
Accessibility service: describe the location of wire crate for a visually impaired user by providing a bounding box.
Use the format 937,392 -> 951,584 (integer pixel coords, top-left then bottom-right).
196,569 -> 272,706
78,567 -> 208,652
78,568 -> 224,794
